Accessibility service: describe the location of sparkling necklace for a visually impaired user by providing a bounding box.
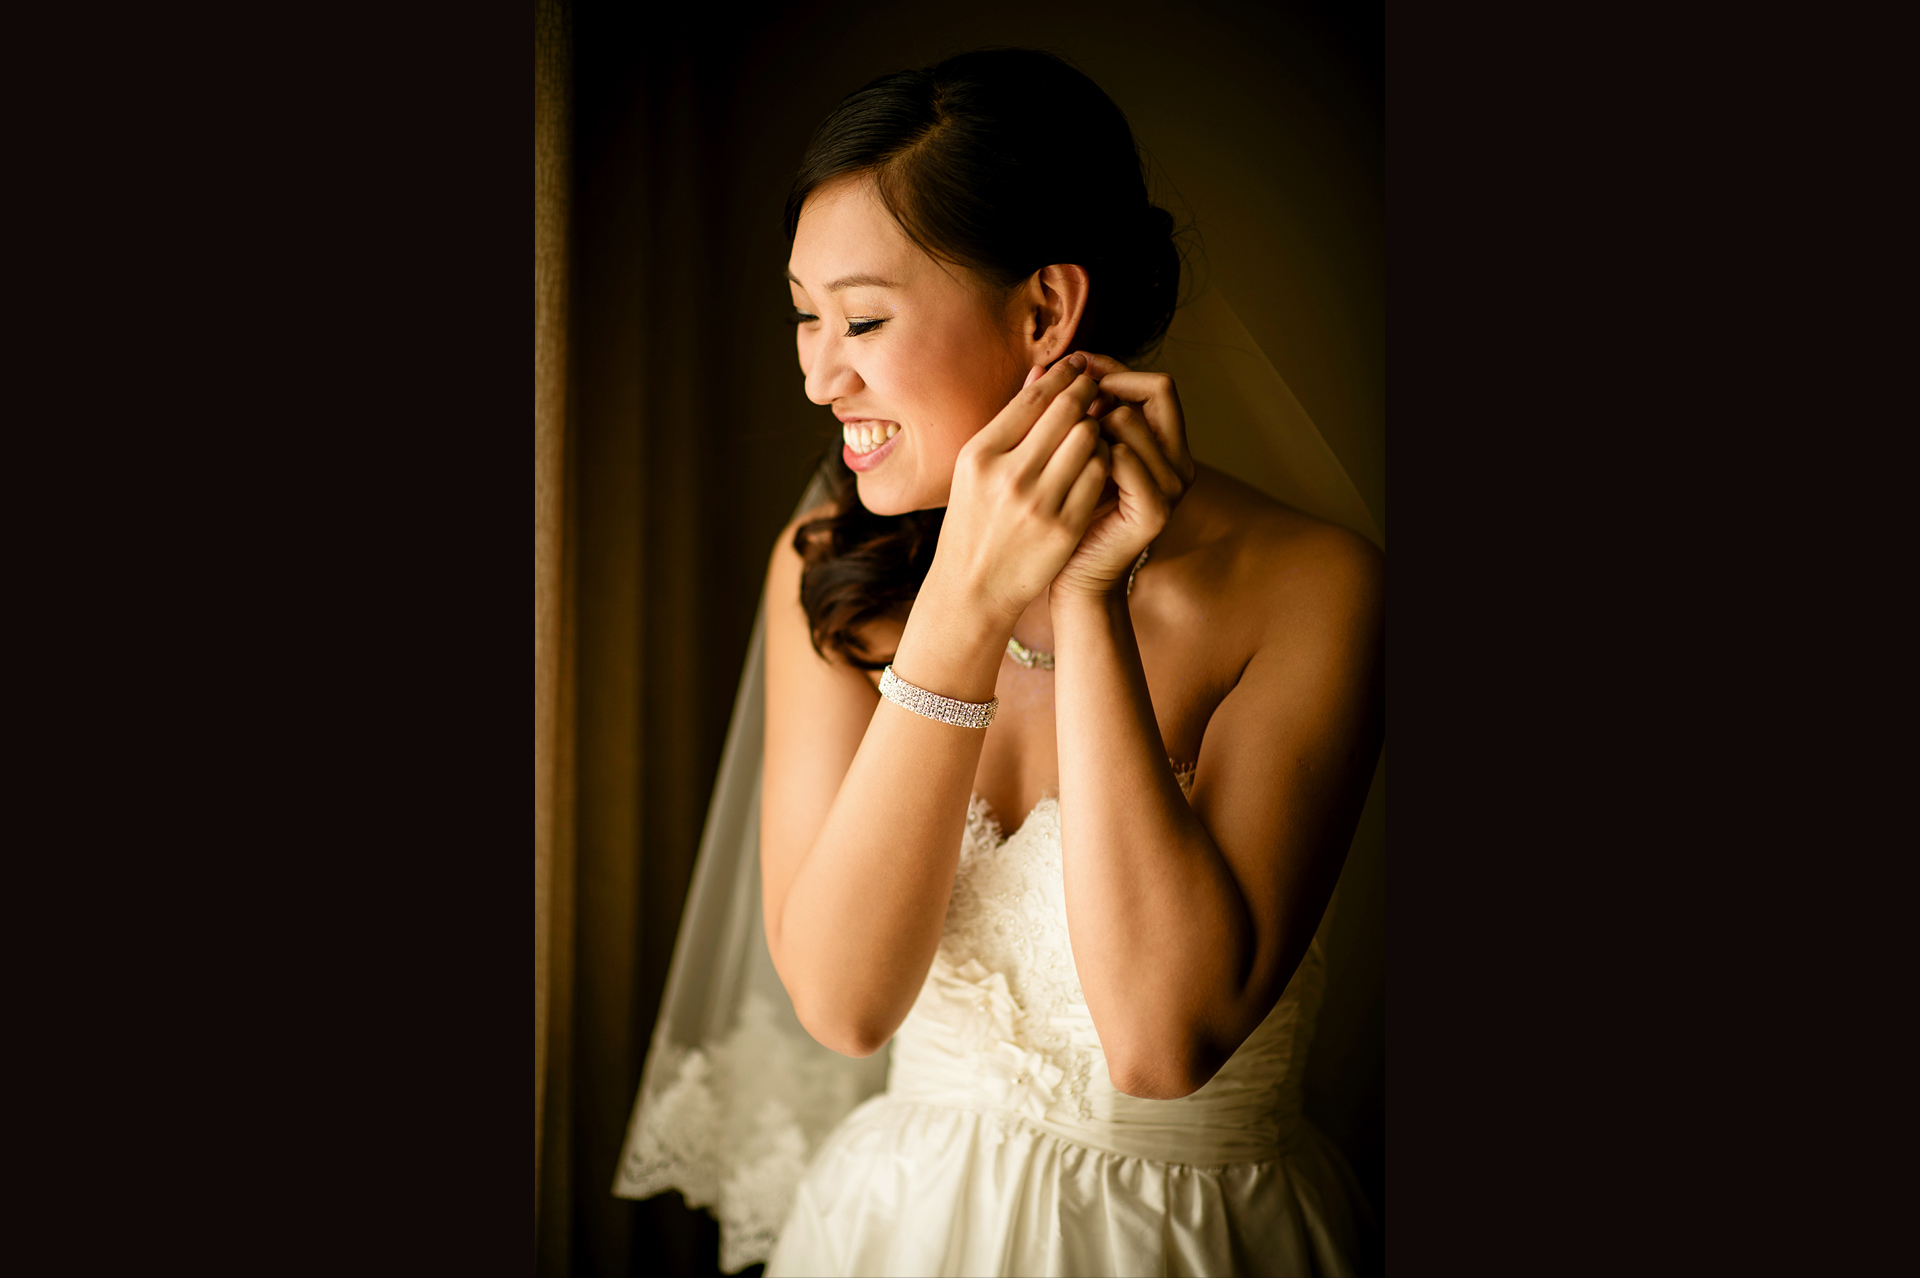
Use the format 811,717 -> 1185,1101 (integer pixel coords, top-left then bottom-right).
1004,546 -> 1151,671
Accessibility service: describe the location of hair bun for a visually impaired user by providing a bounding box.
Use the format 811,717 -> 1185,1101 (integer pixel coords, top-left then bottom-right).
1096,202 -> 1180,360
787,50 -> 1184,365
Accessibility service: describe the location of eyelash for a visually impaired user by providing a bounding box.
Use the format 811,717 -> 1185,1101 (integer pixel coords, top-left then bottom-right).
790,309 -> 887,337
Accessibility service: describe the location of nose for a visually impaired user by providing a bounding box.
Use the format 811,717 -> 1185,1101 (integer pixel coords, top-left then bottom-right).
802,329 -> 862,406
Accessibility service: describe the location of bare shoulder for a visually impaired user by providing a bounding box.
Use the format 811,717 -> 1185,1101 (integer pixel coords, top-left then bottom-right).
1171,464 -> 1383,639
766,499 -> 839,596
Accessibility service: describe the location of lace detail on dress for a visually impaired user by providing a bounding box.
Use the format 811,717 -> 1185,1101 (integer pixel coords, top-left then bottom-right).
933,796 -> 1087,1118
928,760 -> 1198,1124
956,794 -> 1003,875
617,993 -> 875,1273
1172,758 -> 1197,795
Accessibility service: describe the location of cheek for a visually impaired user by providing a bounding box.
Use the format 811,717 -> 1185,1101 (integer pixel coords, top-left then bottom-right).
904,329 -> 1014,442
867,351 -> 946,435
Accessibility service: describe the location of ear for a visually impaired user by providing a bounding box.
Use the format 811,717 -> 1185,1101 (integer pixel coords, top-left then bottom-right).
1012,263 -> 1091,365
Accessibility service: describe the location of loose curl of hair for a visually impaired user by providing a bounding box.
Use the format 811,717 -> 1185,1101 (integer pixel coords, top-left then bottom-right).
789,48 -> 1182,669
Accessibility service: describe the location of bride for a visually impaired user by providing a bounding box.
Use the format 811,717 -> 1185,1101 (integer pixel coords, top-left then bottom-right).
616,48 -> 1383,1277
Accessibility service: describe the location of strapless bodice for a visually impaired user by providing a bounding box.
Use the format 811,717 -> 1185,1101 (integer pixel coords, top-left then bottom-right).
886,784 -> 1330,1166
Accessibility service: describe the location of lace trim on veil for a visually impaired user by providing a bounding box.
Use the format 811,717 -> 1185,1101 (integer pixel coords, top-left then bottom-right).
618,994 -> 878,1273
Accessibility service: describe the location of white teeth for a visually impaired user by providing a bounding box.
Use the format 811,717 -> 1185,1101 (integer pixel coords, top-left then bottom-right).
842,422 -> 899,454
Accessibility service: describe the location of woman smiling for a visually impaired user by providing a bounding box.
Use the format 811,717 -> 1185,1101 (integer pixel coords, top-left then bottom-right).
620,48 -> 1382,1278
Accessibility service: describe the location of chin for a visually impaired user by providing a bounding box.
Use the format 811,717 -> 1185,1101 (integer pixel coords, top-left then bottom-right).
845,432 -> 955,515
854,475 -> 926,517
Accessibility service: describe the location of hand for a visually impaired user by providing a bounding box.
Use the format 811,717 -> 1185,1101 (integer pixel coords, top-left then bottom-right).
928,353 -> 1114,627
1051,353 -> 1195,601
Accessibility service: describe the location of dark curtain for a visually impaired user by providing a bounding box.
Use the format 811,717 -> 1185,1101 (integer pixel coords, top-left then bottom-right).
539,4 -> 1384,1274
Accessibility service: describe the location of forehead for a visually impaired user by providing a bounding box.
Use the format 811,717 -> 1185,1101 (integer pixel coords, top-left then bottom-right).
787,176 -> 927,288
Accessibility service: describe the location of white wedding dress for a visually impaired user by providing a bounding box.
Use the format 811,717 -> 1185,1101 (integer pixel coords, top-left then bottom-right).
612,287 -> 1380,1276
767,775 -> 1363,1277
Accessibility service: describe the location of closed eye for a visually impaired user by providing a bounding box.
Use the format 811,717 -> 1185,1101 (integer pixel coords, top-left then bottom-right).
845,318 -> 886,337
789,307 -> 818,325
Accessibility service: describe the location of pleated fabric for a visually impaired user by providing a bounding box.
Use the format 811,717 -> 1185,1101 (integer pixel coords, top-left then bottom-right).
770,1095 -> 1360,1277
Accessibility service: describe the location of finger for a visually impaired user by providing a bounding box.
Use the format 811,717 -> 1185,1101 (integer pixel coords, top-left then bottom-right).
1022,363 -> 1044,391
1109,437 -> 1161,510
1107,441 -> 1171,540
1098,405 -> 1182,499
1075,365 -> 1193,484
1078,352 -> 1127,421
1010,365 -> 1102,476
1077,350 -> 1140,424
1058,438 -> 1112,531
1036,415 -> 1102,508
1068,354 -> 1181,440
974,356 -> 1088,453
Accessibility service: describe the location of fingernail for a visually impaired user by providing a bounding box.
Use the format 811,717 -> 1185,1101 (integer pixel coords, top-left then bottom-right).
1066,352 -> 1087,370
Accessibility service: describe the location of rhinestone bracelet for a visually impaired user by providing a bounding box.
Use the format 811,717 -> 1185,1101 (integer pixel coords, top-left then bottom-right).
878,665 -> 998,729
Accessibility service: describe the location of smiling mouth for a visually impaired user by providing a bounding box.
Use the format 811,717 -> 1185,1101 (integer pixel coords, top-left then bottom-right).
841,421 -> 898,455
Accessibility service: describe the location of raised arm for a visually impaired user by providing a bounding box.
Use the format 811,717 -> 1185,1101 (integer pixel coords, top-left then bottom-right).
1052,356 -> 1386,1099
761,355 -> 1114,1056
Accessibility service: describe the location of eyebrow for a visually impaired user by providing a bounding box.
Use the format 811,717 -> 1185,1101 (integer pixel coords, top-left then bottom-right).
786,269 -> 902,292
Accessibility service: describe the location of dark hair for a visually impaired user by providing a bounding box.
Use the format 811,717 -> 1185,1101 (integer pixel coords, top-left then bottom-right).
788,48 -> 1181,669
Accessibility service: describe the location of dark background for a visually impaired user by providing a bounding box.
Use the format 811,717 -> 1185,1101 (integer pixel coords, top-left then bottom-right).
19,2 -> 1855,1273
544,3 -> 1384,1273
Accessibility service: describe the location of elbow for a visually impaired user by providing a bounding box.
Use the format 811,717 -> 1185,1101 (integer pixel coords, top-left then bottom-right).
770,938 -> 895,1058
1105,1041 -> 1223,1101
791,991 -> 893,1059
811,1021 -> 891,1059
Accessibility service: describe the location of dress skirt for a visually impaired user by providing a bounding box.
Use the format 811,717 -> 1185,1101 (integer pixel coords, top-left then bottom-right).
768,1092 -> 1363,1277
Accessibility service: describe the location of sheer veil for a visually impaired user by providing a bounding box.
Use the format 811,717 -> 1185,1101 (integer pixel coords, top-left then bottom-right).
611,285 -> 1383,1273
